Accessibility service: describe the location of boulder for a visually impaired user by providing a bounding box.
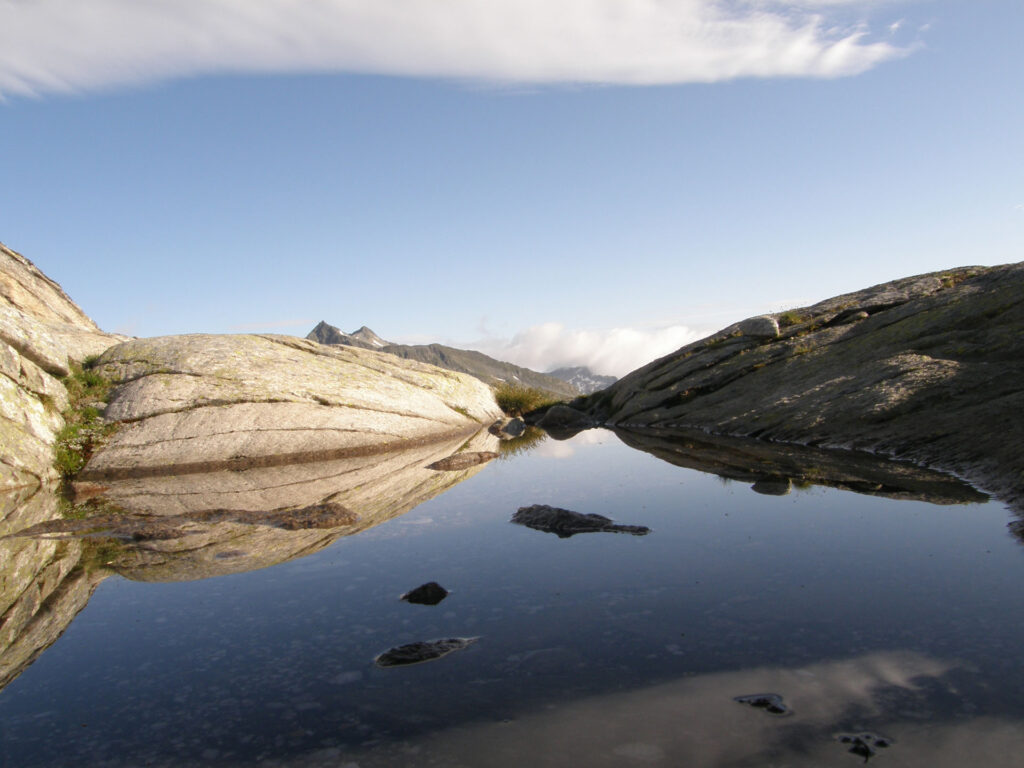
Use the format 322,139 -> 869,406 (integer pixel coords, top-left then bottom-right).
738,315 -> 779,339
81,333 -> 502,478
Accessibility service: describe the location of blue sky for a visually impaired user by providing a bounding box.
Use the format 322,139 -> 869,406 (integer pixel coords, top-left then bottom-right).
1,1 -> 1021,376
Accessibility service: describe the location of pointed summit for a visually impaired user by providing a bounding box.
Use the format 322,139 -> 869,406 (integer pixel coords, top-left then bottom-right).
349,326 -> 390,348
307,321 -> 350,346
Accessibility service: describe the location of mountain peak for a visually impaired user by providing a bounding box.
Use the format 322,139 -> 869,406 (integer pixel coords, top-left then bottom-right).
349,326 -> 389,347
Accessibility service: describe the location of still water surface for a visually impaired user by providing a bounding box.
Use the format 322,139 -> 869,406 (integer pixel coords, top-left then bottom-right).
2,429 -> 1023,766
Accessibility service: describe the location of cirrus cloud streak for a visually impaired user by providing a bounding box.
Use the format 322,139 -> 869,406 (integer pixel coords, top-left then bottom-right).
0,0 -> 909,97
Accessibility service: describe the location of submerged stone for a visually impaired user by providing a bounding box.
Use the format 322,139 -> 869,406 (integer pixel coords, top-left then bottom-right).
733,693 -> 792,716
511,504 -> 650,539
374,637 -> 478,668
400,581 -> 449,606
836,732 -> 893,762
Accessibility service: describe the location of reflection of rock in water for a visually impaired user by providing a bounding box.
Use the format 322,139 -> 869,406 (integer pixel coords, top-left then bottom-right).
426,451 -> 498,471
401,582 -> 449,606
512,505 -> 650,538
5,501 -> 359,541
614,427 -> 989,506
0,486 -> 105,692
836,731 -> 893,762
375,637 -> 478,668
6,431 -> 498,586
751,477 -> 793,496
0,431 -> 498,692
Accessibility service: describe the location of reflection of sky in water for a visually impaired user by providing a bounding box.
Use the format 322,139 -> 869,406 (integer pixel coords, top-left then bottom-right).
2,431 -> 1024,766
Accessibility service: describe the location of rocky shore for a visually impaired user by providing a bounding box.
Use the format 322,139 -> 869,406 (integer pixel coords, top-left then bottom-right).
571,263 -> 1024,511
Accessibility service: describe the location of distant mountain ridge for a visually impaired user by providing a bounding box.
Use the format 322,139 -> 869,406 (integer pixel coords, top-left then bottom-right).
307,321 -> 579,399
546,366 -> 617,395
307,321 -> 389,350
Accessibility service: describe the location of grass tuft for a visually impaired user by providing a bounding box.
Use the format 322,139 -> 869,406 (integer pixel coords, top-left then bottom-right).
54,363 -> 119,483
492,382 -> 562,417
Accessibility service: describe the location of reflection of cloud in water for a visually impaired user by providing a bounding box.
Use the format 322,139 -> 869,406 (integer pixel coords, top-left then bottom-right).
534,428 -> 616,459
534,441 -> 575,459
265,651 -> 1024,767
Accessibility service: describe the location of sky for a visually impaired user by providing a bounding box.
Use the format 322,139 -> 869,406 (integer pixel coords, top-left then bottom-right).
1,0 -> 1021,377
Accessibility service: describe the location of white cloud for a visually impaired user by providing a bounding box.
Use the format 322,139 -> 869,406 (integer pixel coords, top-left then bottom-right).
0,0 -> 909,98
464,322 -> 705,378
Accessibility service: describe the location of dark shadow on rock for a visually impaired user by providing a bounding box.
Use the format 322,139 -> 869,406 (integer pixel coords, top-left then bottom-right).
613,427 -> 989,507
426,451 -> 499,471
375,637 -> 478,668
401,581 -> 449,606
512,504 -> 650,538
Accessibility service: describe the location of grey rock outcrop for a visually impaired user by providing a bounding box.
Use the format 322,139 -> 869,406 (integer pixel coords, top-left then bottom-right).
583,264 -> 1024,511
0,242 -> 125,488
737,315 -> 780,339
81,333 -> 502,478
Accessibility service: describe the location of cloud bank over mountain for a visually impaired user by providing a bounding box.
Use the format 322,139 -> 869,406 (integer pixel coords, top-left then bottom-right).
466,322 -> 705,378
0,0 -> 908,97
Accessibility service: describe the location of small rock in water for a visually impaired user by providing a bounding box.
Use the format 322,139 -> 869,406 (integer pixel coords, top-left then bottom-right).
400,581 -> 449,606
426,452 -> 499,471
511,504 -> 650,538
733,693 -> 792,716
836,732 -> 892,762
375,637 -> 479,668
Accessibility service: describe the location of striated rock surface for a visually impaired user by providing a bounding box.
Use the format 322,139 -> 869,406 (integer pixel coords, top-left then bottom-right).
81,333 -> 502,478
582,263 -> 1024,511
0,242 -> 125,488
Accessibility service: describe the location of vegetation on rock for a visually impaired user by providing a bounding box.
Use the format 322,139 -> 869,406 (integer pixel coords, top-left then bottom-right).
54,359 -> 118,482
493,381 -> 562,417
